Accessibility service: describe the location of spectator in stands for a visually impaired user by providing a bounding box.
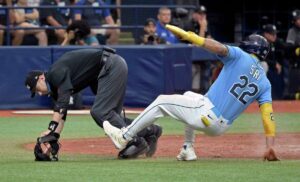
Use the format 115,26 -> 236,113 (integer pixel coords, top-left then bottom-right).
27,0 -> 39,6
0,0 -> 24,45
74,0 -> 119,45
107,0 -> 121,25
61,20 -> 99,46
183,5 -> 211,38
170,7 -> 189,29
286,9 -> 300,68
287,9 -> 300,46
156,7 -> 180,44
184,5 -> 213,94
285,10 -> 300,99
140,18 -> 165,45
40,0 -> 71,44
262,24 -> 287,99
0,0 -> 8,45
0,25 -> 3,45
12,0 -> 47,45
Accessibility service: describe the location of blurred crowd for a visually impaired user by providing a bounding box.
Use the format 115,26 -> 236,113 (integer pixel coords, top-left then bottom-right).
0,0 -> 120,46
0,1 -> 300,99
141,6 -> 300,100
139,6 -> 300,100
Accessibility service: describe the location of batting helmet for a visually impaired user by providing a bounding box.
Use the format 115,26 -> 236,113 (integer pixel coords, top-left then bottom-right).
239,34 -> 270,60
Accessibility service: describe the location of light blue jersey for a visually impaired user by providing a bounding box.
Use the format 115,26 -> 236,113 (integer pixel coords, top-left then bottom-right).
206,46 -> 272,124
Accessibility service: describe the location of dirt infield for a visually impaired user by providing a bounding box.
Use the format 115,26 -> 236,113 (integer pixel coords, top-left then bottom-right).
4,100 -> 300,159
24,133 -> 300,159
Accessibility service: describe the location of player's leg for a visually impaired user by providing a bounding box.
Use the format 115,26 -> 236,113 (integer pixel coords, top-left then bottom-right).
176,125 -> 197,161
177,91 -> 199,161
124,94 -> 206,139
103,94 -> 207,149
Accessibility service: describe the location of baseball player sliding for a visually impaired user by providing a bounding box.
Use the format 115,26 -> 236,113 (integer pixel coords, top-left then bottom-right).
103,25 -> 279,161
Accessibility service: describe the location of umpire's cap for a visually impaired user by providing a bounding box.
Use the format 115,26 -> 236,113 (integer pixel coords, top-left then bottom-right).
25,70 -> 44,98
239,34 -> 270,60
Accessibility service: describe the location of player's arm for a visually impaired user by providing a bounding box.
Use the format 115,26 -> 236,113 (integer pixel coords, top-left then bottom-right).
260,103 -> 275,137
259,103 -> 279,161
165,24 -> 228,56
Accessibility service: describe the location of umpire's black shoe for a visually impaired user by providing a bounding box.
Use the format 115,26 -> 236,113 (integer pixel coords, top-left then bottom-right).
145,125 -> 162,157
118,137 -> 149,159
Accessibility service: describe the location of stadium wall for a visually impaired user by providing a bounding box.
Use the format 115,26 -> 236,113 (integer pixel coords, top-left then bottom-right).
0,45 -> 215,109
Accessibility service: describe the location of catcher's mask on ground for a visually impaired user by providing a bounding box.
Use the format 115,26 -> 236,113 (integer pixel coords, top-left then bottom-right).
34,137 -> 61,161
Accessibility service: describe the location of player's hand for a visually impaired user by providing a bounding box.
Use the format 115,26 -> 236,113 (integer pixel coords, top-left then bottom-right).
263,147 -> 280,161
166,24 -> 205,46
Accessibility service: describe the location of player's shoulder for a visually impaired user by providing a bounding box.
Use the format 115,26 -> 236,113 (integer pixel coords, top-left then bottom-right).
227,45 -> 251,59
226,45 -> 244,53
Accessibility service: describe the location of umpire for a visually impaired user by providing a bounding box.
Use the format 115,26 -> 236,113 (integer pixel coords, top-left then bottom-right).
25,47 -> 162,161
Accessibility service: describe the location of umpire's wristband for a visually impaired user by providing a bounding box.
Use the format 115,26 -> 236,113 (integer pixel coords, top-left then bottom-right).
48,121 -> 59,133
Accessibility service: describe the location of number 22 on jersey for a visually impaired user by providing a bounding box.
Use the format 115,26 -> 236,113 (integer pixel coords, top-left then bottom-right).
229,75 -> 259,104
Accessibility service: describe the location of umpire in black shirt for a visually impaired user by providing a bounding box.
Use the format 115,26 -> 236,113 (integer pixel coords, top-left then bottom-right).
25,47 -> 162,161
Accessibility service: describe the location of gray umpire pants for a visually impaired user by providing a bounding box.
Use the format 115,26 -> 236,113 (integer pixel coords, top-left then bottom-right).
90,54 -> 128,129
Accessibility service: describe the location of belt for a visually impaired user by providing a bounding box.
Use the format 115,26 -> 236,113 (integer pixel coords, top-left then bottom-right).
201,107 -> 221,127
100,46 -> 116,66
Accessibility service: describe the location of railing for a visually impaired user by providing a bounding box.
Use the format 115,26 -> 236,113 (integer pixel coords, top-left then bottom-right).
0,4 -> 196,45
